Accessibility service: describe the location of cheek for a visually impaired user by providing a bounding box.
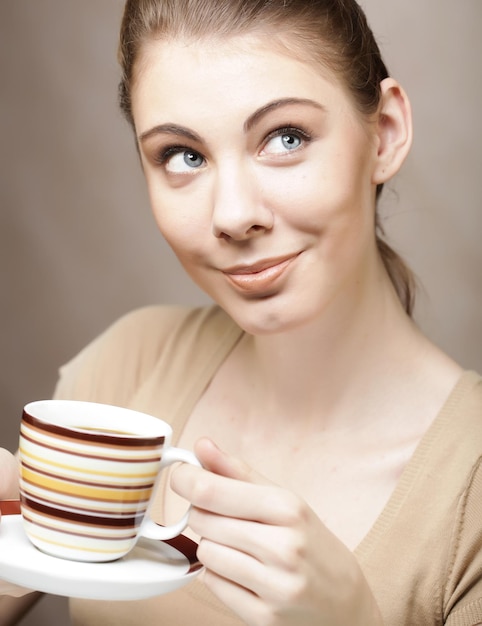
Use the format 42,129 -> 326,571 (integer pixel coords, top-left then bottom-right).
266,151 -> 376,270
147,181 -> 209,262
258,166 -> 323,230
262,160 -> 366,233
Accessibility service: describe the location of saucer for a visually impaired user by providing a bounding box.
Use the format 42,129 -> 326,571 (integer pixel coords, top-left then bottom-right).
0,515 -> 203,600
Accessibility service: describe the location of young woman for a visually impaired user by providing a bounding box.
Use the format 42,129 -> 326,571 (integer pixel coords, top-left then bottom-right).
2,1 -> 482,624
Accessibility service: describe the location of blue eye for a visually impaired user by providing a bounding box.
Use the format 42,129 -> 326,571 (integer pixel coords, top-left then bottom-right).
165,149 -> 205,173
281,134 -> 301,150
262,129 -> 308,156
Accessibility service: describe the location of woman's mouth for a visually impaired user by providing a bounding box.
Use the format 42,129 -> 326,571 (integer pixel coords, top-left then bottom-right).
222,254 -> 299,295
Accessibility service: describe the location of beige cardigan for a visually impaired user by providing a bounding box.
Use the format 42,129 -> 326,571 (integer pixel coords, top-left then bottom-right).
52,305 -> 482,626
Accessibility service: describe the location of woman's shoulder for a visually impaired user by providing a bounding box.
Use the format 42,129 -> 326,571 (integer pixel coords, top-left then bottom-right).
446,370 -> 482,431
442,373 -> 482,621
432,370 -> 482,466
60,304 -> 196,371
53,304 -> 237,405
95,303 -> 238,344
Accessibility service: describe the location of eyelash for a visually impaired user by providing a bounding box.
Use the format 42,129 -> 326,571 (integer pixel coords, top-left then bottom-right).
152,124 -> 313,168
263,125 -> 312,149
153,144 -> 195,167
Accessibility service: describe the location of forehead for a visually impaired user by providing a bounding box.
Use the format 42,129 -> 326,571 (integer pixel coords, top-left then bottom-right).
131,34 -> 357,132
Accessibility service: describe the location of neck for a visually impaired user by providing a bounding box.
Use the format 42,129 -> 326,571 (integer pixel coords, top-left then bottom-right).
237,268 -> 427,431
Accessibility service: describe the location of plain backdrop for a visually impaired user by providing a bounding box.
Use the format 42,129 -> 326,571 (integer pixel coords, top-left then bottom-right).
1,1 -> 481,624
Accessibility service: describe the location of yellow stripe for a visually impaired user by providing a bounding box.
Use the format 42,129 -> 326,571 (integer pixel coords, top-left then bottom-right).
19,446 -> 158,479
28,531 -> 130,554
21,467 -> 153,501
22,490 -> 143,514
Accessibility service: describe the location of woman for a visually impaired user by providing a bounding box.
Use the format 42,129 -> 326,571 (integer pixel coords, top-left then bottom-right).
2,1 -> 482,624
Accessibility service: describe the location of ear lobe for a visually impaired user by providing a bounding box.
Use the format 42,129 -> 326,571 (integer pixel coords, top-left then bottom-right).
372,77 -> 413,184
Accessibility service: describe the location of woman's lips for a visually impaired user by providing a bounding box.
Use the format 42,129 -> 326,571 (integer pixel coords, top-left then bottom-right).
222,254 -> 298,295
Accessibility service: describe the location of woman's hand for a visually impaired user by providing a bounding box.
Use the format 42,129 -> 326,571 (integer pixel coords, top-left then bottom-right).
0,449 -> 19,501
0,448 -> 33,598
171,438 -> 383,626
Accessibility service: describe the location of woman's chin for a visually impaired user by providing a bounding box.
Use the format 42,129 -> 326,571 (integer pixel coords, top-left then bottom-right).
222,298 -> 318,337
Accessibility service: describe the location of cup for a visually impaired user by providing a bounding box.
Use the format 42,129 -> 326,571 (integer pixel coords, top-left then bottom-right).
18,400 -> 200,562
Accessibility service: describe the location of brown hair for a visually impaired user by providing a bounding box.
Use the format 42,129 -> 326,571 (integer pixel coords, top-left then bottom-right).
118,0 -> 416,315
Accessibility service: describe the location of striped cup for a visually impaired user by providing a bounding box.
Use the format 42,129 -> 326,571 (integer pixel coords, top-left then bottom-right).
19,400 -> 200,562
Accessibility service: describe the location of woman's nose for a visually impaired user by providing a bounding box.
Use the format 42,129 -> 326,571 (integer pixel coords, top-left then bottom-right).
211,163 -> 273,241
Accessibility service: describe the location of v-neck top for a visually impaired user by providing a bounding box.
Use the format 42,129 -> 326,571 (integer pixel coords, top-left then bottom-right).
52,305 -> 482,626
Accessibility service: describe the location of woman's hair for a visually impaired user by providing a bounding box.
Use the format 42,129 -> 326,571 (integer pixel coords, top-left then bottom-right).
118,0 -> 416,315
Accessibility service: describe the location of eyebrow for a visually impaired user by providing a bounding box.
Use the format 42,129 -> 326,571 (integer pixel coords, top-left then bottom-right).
138,123 -> 202,145
244,98 -> 326,132
137,97 -> 326,144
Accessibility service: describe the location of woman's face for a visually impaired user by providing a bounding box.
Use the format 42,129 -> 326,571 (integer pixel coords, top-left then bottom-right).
132,34 -> 382,334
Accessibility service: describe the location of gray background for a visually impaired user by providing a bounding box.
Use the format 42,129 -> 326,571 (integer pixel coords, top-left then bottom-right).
1,1 -> 481,623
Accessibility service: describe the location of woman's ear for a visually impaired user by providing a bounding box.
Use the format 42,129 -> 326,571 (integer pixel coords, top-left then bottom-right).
372,77 -> 413,184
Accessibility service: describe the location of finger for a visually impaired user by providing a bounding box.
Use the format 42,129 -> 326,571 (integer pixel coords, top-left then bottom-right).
200,538 -> 312,609
194,438 -> 272,486
202,568 -> 269,626
0,449 -> 19,499
200,540 -> 292,616
188,506 -> 309,570
198,538 -> 267,592
172,463 -> 300,524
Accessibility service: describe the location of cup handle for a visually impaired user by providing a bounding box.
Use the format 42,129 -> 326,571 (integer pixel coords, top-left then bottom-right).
139,446 -> 201,541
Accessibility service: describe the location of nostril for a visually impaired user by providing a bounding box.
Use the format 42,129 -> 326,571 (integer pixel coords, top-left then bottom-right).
214,223 -> 268,241
246,224 -> 269,237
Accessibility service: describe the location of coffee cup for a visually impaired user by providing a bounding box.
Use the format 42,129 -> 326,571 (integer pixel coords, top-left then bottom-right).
18,400 -> 200,562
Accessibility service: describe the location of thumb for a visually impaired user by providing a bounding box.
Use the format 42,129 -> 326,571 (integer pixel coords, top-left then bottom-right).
194,437 -> 273,486
0,449 -> 19,499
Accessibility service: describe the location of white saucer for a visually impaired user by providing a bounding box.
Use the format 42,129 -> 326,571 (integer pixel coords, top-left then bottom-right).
0,515 -> 203,600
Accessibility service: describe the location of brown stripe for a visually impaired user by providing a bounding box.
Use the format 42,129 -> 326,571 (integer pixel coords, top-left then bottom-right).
22,411 -> 165,447
22,511 -> 138,541
21,459 -> 155,491
21,496 -> 143,528
20,493 -> 141,517
20,430 -> 163,463
164,532 -> 203,574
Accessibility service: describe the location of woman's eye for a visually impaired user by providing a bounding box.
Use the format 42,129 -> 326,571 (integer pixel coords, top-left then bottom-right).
262,130 -> 305,156
164,149 -> 205,173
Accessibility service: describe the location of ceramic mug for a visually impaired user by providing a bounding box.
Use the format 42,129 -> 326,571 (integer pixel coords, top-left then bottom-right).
18,400 -> 200,562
